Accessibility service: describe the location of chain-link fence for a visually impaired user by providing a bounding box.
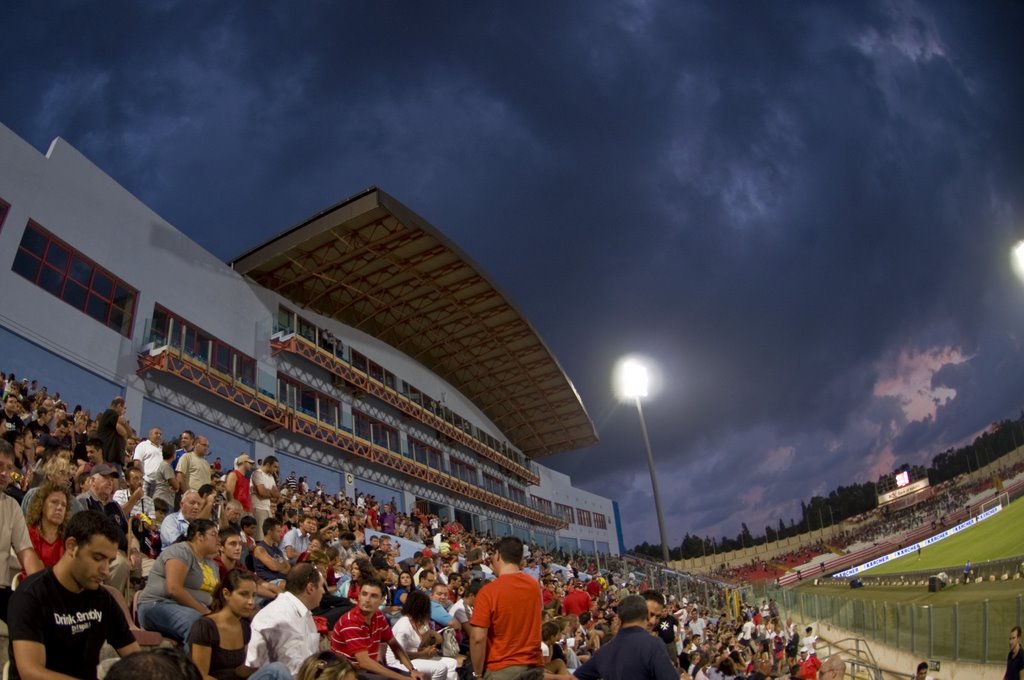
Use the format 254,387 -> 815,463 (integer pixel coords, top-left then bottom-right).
771,587 -> 1024,663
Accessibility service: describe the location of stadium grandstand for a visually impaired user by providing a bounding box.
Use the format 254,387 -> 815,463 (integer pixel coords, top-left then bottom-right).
0,121 -> 621,554
4,121 -> 1023,678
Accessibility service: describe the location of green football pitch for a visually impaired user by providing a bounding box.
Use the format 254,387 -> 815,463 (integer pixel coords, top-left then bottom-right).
785,496 -> 1024,663
863,494 -> 1024,575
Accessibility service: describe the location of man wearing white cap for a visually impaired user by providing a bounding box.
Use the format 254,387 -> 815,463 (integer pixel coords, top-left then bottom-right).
226,453 -> 255,512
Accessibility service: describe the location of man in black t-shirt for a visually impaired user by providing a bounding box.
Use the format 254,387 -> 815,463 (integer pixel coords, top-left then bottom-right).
9,510 -> 140,679
1007,625 -> 1023,680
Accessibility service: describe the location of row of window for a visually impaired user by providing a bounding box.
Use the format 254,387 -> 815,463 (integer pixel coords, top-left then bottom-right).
277,305 -> 530,474
151,307 -> 257,386
535,497 -> 607,530
276,307 -> 345,360
11,220 -> 137,337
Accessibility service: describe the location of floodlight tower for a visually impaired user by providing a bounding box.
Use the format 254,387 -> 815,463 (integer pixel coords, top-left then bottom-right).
617,358 -> 671,565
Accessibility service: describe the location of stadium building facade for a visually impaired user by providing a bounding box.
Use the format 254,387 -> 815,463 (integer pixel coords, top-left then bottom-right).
0,122 -> 624,555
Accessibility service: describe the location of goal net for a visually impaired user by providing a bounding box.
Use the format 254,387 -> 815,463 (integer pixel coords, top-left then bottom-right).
981,491 -> 1010,515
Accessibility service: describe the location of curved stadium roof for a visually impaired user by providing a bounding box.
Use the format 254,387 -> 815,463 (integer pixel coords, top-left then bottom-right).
231,188 -> 597,458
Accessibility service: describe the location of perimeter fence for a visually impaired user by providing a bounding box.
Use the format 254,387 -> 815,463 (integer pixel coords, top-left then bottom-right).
768,585 -> 1024,664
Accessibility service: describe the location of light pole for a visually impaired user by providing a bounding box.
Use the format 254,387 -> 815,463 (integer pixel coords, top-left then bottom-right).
617,358 -> 671,565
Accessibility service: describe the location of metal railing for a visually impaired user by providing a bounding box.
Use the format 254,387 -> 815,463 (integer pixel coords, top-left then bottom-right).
771,587 -> 1024,663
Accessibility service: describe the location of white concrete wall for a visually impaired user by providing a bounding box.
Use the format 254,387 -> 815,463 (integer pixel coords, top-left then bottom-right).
0,123 -> 271,366
533,463 -> 620,553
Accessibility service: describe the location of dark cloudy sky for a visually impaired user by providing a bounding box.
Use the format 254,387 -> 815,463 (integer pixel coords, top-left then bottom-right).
5,1 -> 1024,548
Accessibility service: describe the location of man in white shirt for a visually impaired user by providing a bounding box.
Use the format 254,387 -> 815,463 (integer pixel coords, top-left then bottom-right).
281,515 -> 317,563
132,427 -> 163,483
250,455 -> 281,540
246,562 -> 324,677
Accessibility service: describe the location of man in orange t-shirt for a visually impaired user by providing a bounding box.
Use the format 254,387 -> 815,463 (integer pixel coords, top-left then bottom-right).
469,536 -> 544,680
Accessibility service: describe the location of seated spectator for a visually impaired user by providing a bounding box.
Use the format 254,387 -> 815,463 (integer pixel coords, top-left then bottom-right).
22,480 -> 70,574
428,582 -> 460,634
331,575 -> 426,680
385,590 -> 457,680
0,440 -> 43,621
393,570 -> 414,607
245,563 -> 324,677
220,499 -> 244,534
131,496 -> 168,570
282,514 -> 318,563
115,465 -> 156,522
161,489 -> 205,545
20,450 -> 85,516
77,462 -> 137,592
345,557 -> 379,602
304,549 -> 355,629
541,621 -> 573,680
189,569 -> 291,680
215,527 -> 281,600
8,510 -> 141,677
253,517 -> 292,583
295,653 -> 357,680
137,518 -> 221,643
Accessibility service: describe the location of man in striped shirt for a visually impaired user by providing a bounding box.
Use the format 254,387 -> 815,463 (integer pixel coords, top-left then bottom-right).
331,576 -> 425,680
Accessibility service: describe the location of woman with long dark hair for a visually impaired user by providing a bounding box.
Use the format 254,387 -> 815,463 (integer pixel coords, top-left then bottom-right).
188,569 -> 290,680
385,591 -> 457,680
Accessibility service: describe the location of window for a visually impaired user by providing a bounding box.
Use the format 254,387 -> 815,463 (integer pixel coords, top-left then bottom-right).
12,221 -> 137,337
577,509 -> 592,527
152,306 -> 256,385
555,503 -> 575,524
594,513 -> 607,530
409,437 -> 444,471
531,495 -> 553,514
508,484 -> 526,505
482,473 -> 504,496
450,459 -> 476,485
351,350 -> 368,373
353,409 -> 400,453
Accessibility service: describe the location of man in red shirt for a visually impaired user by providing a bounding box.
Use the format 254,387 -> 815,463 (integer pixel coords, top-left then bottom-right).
798,650 -> 822,679
469,536 -> 544,680
331,576 -> 425,680
562,580 -> 591,616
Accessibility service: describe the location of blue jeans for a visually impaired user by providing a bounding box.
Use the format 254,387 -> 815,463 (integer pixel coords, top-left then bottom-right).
250,662 -> 292,680
137,600 -> 203,644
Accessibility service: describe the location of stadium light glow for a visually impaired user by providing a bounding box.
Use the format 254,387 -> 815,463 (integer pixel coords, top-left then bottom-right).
615,355 -> 671,565
1013,240 -> 1024,283
619,359 -> 649,399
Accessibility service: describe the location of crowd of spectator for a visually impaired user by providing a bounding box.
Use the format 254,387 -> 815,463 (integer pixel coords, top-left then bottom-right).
10,370 -> 848,679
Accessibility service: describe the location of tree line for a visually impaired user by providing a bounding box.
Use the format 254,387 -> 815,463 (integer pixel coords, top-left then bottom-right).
632,412 -> 1024,561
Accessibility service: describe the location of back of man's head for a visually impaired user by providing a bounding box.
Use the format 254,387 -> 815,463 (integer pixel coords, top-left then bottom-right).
495,536 -> 524,565
642,589 -> 665,606
286,562 -> 321,595
617,595 -> 648,625
465,579 -> 485,598
106,648 -> 201,680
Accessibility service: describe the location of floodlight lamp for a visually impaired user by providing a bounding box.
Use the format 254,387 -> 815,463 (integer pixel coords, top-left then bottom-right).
1012,240 -> 1024,284
619,359 -> 649,399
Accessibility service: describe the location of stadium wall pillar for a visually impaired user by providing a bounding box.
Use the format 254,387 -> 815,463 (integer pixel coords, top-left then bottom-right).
814,620 -> 1003,680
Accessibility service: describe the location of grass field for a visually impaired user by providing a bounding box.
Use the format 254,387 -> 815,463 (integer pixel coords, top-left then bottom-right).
782,496 -> 1024,663
864,495 -> 1024,575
